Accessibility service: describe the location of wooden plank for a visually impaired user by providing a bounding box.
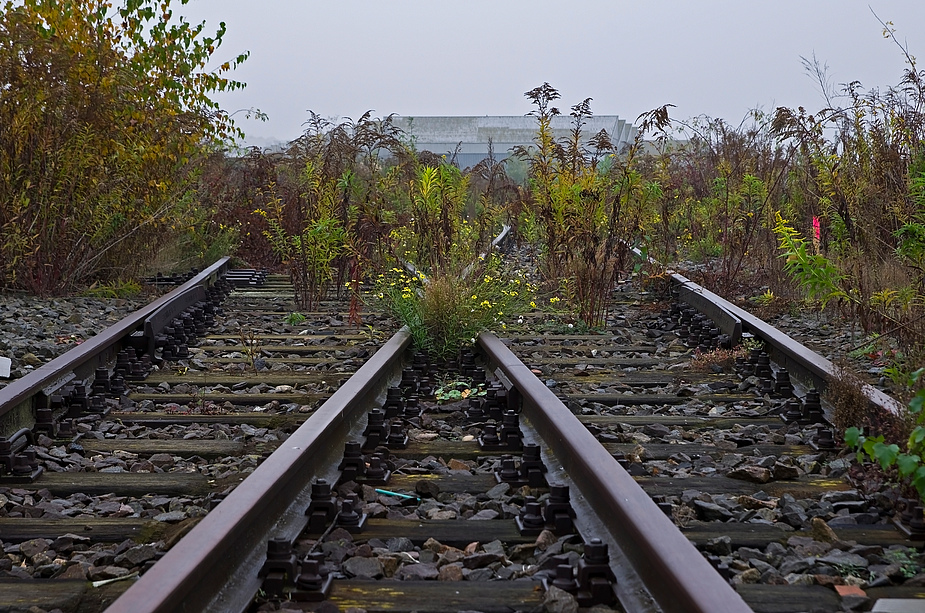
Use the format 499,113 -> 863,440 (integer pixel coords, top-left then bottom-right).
681,521 -> 912,548
601,443 -> 811,460
507,334 -> 629,341
563,393 -> 757,405
128,392 -> 327,404
388,474 -> 498,495
193,344 -> 376,355
357,519 -> 532,547
80,439 -> 250,459
220,308 -> 370,317
111,413 -> 307,428
0,517 -> 169,543
329,579 -> 543,613
545,371 -> 724,386
388,441 -> 485,461
634,475 -> 851,498
580,415 -> 783,429
867,586 -> 925,601
204,334 -> 369,341
511,344 -> 657,353
388,441 -> 806,464
143,372 -> 349,385
34,472 -> 212,497
517,357 -> 660,367
0,579 -> 129,612
736,583 -> 839,612
192,356 -> 364,365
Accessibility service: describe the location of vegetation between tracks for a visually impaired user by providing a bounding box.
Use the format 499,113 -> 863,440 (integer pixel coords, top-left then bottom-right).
0,0 -> 247,294
5,0 -> 925,501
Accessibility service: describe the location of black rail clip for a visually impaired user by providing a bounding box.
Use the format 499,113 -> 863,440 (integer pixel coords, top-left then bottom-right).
543,485 -> 576,534
575,538 -> 618,606
495,444 -> 547,488
259,537 -> 332,601
543,538 -> 617,607
335,496 -> 367,533
337,441 -> 366,483
304,479 -> 337,533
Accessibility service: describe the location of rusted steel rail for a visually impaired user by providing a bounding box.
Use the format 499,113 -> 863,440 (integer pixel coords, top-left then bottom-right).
478,332 -> 754,613
633,243 -> 904,417
0,257 -> 231,433
104,327 -> 411,613
669,271 -> 905,417
5,245 -> 900,612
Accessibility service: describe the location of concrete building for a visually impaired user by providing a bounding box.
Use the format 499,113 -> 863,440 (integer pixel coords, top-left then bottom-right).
392,115 -> 637,169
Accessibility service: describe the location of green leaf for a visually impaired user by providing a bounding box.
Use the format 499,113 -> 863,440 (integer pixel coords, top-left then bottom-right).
844,427 -> 863,448
862,434 -> 885,458
912,466 -> 925,501
910,426 -> 925,450
872,441 -> 900,470
911,368 -> 925,385
910,389 -> 925,415
897,454 -> 921,477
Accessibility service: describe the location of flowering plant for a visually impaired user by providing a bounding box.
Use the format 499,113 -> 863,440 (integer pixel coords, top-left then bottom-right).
374,255 -> 535,359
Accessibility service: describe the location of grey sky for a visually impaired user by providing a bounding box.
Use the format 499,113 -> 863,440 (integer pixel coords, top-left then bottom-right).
177,0 -> 925,146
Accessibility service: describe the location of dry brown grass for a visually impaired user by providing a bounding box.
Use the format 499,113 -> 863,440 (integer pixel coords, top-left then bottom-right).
826,361 -> 871,432
689,346 -> 749,374
826,359 -> 912,442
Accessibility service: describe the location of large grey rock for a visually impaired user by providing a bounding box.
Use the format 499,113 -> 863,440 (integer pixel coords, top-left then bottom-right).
343,556 -> 384,579
464,567 -> 495,581
438,564 -> 463,581
779,557 -> 812,575
543,585 -> 579,613
19,538 -> 50,559
704,536 -> 731,556
726,465 -> 771,484
486,483 -> 510,500
115,544 -> 159,567
693,500 -> 734,521
153,511 -> 186,522
396,562 -> 439,580
88,565 -> 131,581
386,537 -> 415,553
817,550 -> 869,569
462,552 -> 503,569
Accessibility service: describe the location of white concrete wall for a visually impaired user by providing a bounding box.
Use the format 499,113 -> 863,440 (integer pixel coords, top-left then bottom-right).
393,115 -> 637,160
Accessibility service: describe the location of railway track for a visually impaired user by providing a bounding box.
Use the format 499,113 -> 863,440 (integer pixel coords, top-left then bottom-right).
0,257 -> 922,613
501,280 -> 925,613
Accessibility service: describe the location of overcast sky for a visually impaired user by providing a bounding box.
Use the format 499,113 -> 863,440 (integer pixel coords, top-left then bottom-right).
176,0 -> 925,146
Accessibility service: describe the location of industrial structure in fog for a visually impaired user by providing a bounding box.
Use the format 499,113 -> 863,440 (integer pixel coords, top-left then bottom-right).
391,115 -> 637,169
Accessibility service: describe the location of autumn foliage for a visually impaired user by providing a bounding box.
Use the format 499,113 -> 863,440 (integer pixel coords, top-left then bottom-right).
0,0 -> 248,294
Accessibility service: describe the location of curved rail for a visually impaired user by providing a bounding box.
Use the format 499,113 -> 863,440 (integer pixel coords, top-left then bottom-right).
630,241 -> 905,417
478,332 -> 753,613
6,245 -> 897,611
105,327 -> 411,613
669,271 -> 905,417
0,258 -> 230,432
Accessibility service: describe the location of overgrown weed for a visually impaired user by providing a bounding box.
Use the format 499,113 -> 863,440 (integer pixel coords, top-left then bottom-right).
375,257 -> 534,360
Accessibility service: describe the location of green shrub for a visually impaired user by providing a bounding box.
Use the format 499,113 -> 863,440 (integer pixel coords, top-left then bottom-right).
0,0 -> 248,294
846,368 -> 925,503
375,257 -> 534,360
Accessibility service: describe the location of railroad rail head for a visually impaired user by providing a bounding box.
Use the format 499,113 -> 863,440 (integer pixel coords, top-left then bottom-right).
0,258 -> 230,436
667,271 -> 905,419
632,240 -> 906,420
478,331 -> 754,613
104,327 -> 411,613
